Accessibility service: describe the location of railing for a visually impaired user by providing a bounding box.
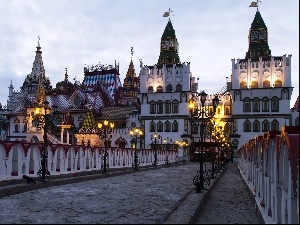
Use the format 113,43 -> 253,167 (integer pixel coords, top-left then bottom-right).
237,126 -> 299,224
0,141 -> 178,181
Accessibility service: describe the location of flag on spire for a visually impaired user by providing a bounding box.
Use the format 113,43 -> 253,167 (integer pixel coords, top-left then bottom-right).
163,11 -> 169,17
163,8 -> 173,17
249,1 -> 258,7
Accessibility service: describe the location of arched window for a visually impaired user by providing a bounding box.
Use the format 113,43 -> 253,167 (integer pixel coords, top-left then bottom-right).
262,120 -> 270,132
148,86 -> 153,93
150,101 -> 156,114
165,121 -> 171,132
157,101 -> 163,114
253,97 -> 260,112
224,106 -> 231,115
172,120 -> 178,132
150,121 -> 155,132
172,100 -> 178,113
251,81 -> 258,88
271,119 -> 279,131
263,80 -> 270,88
157,121 -> 163,132
253,120 -> 260,132
224,123 -> 231,134
243,98 -> 251,112
274,79 -> 282,87
165,100 -> 171,113
166,84 -> 172,92
175,84 -> 182,92
192,122 -> 198,134
262,97 -> 269,112
244,120 -> 251,132
240,81 -> 247,89
271,97 -> 279,112
156,85 -> 163,92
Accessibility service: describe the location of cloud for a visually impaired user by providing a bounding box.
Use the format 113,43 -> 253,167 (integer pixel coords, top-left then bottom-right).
0,0 -> 298,107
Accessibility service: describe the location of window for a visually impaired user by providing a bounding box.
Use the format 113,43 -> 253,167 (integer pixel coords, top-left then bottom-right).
240,81 -> 247,89
175,84 -> 182,92
172,120 -> 178,132
271,97 -> 279,112
253,120 -> 260,132
262,97 -> 269,112
165,100 -> 171,113
150,121 -> 155,132
262,120 -> 270,132
148,86 -> 153,93
172,100 -> 178,113
157,101 -> 163,114
192,123 -> 198,134
156,85 -> 163,92
157,121 -> 163,132
263,80 -> 270,88
217,108 -> 221,115
253,97 -> 260,112
14,124 -> 19,133
251,81 -> 258,88
150,101 -> 156,114
243,98 -> 251,112
166,84 -> 172,92
14,118 -> 20,133
271,120 -> 279,131
165,121 -> 171,132
244,120 -> 251,132
224,123 -> 231,134
274,79 -> 282,87
224,106 -> 231,115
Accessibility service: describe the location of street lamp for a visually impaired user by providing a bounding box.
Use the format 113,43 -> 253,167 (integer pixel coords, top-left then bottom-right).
98,120 -> 114,173
130,127 -> 143,170
189,91 -> 219,193
34,100 -> 52,182
151,133 -> 160,167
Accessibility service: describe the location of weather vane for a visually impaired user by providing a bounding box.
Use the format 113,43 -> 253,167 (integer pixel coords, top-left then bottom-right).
131,47 -> 134,59
249,0 -> 262,10
163,8 -> 173,18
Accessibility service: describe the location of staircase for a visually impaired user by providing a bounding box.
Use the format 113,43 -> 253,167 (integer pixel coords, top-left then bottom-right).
47,133 -> 61,144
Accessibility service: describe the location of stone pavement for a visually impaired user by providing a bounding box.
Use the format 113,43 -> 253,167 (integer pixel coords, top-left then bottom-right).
194,162 -> 264,224
0,162 -> 263,224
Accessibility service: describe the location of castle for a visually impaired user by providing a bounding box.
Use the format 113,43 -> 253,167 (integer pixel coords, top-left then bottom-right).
0,8 -> 298,161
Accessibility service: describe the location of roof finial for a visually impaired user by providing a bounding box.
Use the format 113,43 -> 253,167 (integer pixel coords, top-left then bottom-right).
37,36 -> 41,51
131,47 -> 134,59
65,68 -> 68,81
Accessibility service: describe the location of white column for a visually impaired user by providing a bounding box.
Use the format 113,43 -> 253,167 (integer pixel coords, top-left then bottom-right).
61,128 -> 64,144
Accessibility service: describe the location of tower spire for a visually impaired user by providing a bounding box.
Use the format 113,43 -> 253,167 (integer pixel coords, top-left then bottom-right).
37,36 -> 41,52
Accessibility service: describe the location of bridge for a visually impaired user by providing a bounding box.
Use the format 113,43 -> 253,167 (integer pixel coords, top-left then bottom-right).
0,125 -> 298,224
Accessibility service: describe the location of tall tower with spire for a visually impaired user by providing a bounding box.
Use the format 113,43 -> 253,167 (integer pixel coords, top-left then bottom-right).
7,37 -> 53,111
139,13 -> 195,150
21,37 -> 52,95
117,47 -> 140,107
229,6 -> 293,152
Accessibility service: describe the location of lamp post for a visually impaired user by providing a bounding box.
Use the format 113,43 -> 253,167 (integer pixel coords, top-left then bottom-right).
34,100 -> 52,182
189,91 -> 219,193
151,133 -> 160,167
130,127 -> 143,170
98,120 -> 114,173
